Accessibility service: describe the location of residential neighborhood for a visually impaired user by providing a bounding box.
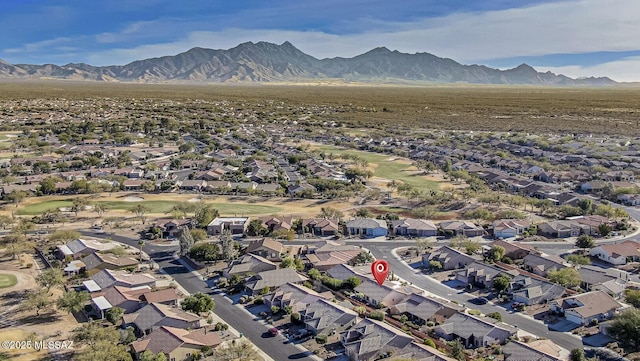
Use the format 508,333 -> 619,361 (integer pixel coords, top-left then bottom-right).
2,89 -> 640,361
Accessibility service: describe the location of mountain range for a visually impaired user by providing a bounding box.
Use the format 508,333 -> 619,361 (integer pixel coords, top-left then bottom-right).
0,41 -> 616,85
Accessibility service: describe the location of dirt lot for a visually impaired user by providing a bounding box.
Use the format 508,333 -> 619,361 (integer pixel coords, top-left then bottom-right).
0,253 -> 79,360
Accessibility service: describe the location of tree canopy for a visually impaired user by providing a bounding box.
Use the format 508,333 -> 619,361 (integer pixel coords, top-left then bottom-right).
181,292 -> 215,314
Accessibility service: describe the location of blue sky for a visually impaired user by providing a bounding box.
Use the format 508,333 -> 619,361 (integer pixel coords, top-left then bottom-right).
2,0 -> 640,82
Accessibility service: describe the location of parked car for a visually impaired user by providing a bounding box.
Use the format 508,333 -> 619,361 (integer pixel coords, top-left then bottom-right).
268,327 -> 279,337
470,297 -> 489,305
292,329 -> 310,340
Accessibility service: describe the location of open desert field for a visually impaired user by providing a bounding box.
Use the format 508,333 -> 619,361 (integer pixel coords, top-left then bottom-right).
1,81 -> 639,135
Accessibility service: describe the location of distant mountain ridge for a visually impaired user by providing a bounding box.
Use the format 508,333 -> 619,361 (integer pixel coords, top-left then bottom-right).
0,41 -> 616,85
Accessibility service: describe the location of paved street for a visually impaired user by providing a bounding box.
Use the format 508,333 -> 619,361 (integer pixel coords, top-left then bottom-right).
79,231 -> 317,361
366,244 -> 584,351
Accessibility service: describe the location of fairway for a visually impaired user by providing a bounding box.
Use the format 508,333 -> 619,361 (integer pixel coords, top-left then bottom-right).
16,199 -> 282,216
311,144 -> 440,192
0,273 -> 18,289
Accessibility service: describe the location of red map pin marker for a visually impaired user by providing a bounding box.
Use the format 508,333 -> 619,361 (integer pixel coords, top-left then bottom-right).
371,260 -> 390,286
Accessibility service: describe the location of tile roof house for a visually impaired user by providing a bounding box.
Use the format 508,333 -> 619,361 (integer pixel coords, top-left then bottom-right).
455,262 -> 518,289
502,340 -> 562,361
388,293 -> 463,326
154,218 -> 193,238
492,219 -> 531,239
345,218 -> 388,238
81,252 -> 139,272
301,218 -> 340,237
590,240 -> 640,265
90,269 -> 157,290
522,253 -> 568,277
261,215 -> 295,233
263,282 -> 333,313
90,285 -> 152,319
130,326 -> 222,361
487,239 -> 536,260
537,221 -> 581,238
127,303 -> 203,336
304,240 -> 363,271
439,221 -> 484,237
244,268 -> 308,295
392,218 -> 438,237
433,312 -> 517,348
244,238 -> 285,261
302,299 -> 358,336
550,290 -> 624,326
223,253 -> 277,278
424,246 -> 476,271
341,319 -> 453,361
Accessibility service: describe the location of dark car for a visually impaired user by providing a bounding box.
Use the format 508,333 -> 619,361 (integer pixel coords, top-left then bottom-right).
470,297 -> 489,305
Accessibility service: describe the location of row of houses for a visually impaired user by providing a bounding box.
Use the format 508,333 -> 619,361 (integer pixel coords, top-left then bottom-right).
205,214 -> 616,240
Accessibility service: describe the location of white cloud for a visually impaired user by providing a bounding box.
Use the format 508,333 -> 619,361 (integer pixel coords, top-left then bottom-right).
4,37 -> 72,54
7,0 -> 640,80
95,21 -> 159,44
536,57 -> 640,83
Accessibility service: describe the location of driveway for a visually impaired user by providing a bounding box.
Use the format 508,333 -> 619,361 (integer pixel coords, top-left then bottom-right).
547,319 -> 581,332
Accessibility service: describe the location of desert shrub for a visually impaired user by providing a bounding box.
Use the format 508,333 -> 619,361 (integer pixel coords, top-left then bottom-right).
315,334 -> 328,344
369,310 -> 385,321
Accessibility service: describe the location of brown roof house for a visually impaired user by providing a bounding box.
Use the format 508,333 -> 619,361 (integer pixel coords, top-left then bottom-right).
81,252 -> 139,272
245,238 -> 285,261
439,221 -> 484,237
492,219 -> 531,239
301,218 -> 340,237
537,221 -> 581,238
304,240 -> 363,271
89,285 -> 152,319
549,290 -> 624,326
127,302 -> 203,337
487,239 -> 536,260
130,326 -> 222,361
261,215 -> 294,234
502,340 -> 562,361
154,218 -> 193,238
590,240 -> 640,265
